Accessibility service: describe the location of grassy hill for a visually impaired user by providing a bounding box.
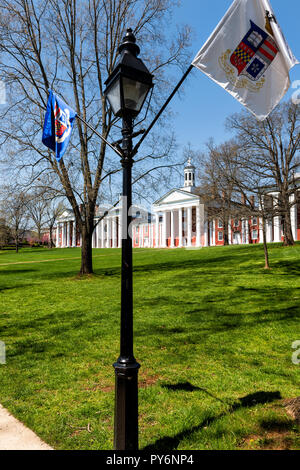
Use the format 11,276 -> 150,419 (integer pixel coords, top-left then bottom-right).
0,243 -> 299,450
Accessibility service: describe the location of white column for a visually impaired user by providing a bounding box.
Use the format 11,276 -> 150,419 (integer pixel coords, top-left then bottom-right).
118,214 -> 122,248
139,225 -> 143,248
107,218 -> 111,248
204,220 -> 208,247
273,194 -> 280,242
101,219 -> 105,248
291,194 -> 297,241
170,210 -> 175,248
162,212 -> 167,247
96,221 -> 99,248
116,217 -> 119,247
149,223 -> 152,248
62,222 -> 65,247
91,223 -> 95,248
196,205 -> 201,247
266,219 -> 272,243
187,207 -> 192,247
245,220 -> 249,244
56,224 -> 60,247
66,222 -> 70,247
273,216 -> 281,242
211,220 -> 216,246
148,222 -> 153,248
155,213 -> 159,248
72,222 -> 76,247
259,217 -> 264,243
112,217 -> 117,248
178,208 -> 183,247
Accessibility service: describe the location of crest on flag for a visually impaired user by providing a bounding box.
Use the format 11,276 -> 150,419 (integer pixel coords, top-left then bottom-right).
230,21 -> 278,82
219,18 -> 279,93
54,103 -> 72,143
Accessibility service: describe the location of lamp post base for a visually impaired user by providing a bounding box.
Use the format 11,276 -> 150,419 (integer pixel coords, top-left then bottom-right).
113,359 -> 141,450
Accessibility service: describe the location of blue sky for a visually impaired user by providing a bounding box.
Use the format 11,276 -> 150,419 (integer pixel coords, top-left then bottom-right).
169,0 -> 300,153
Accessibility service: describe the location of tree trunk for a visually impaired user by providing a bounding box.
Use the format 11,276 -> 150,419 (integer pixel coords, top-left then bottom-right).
248,220 -> 252,244
283,208 -> 294,246
262,217 -> 270,269
48,226 -> 54,249
80,227 -> 93,275
223,215 -> 229,245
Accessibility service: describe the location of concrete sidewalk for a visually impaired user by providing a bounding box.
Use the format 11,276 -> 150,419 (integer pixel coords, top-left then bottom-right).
0,405 -> 52,450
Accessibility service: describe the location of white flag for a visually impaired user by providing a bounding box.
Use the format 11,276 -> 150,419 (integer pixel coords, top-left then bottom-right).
192,0 -> 298,120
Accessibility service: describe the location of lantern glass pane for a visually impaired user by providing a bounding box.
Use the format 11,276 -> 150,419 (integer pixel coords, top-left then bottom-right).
105,79 -> 121,116
122,77 -> 150,113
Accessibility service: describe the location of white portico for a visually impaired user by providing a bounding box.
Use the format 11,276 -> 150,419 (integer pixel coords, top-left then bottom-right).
56,209 -> 78,248
152,159 -> 206,248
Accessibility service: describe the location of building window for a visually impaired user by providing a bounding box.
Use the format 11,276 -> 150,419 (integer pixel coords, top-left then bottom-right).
218,231 -> 223,241
234,218 -> 239,227
189,173 -> 192,181
185,173 -> 187,181
252,217 -> 258,226
252,230 -> 258,240
218,220 -> 223,228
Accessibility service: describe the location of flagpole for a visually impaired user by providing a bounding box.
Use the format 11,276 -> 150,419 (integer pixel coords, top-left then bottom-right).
132,65 -> 193,156
76,114 -> 123,157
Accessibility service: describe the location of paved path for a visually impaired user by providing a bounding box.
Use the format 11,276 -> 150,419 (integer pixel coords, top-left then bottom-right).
0,405 -> 52,450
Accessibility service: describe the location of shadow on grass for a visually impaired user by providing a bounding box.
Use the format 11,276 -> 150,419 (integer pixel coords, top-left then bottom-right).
0,269 -> 36,275
259,417 -> 295,432
0,283 -> 35,292
162,382 -> 202,392
142,389 -> 281,451
272,259 -> 300,275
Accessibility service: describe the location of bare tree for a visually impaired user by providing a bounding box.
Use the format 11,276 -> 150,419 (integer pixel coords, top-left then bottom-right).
196,140 -> 242,246
212,141 -> 288,269
196,139 -> 276,268
0,0 -> 191,273
26,189 -> 49,242
45,199 -> 65,248
0,190 -> 30,252
0,217 -> 10,249
227,101 -> 300,246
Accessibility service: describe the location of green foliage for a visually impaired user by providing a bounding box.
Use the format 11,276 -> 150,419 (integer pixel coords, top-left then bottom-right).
0,244 -> 299,449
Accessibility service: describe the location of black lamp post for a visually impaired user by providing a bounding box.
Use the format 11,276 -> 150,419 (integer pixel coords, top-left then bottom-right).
104,29 -> 153,450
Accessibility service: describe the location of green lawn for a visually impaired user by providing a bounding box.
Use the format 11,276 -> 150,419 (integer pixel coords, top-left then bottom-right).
0,243 -> 299,450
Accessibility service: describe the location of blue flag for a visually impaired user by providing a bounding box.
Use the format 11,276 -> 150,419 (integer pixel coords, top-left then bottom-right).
42,89 -> 77,162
